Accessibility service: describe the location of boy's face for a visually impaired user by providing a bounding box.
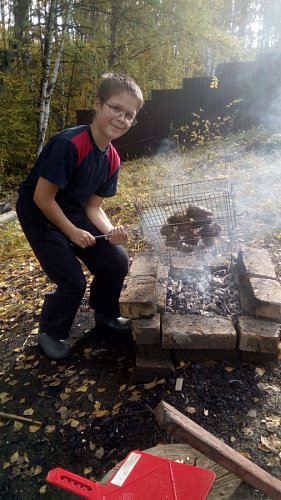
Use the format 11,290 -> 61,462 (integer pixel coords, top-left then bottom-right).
93,92 -> 139,143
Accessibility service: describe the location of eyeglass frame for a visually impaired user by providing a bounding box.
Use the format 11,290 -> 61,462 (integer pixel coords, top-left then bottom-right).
100,98 -> 138,126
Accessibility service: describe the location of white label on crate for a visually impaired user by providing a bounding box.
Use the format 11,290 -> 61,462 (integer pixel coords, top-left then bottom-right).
110,451 -> 141,486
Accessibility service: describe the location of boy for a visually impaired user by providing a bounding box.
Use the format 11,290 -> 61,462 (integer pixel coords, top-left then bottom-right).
16,73 -> 144,360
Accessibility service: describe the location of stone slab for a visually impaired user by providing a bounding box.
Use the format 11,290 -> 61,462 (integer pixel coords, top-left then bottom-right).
119,275 -> 156,318
170,256 -> 204,278
129,251 -> 158,277
132,314 -> 161,344
238,315 -> 280,353
162,313 -> 237,350
237,247 -> 276,280
250,277 -> 281,321
134,357 -> 174,383
156,263 -> 169,314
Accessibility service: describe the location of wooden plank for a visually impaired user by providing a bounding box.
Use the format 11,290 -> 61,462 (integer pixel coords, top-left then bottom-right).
154,400 -> 281,499
101,444 -> 257,499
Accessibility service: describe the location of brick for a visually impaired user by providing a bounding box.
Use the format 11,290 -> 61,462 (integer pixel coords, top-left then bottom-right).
238,315 -> 280,353
134,356 -> 174,383
156,263 -> 169,314
237,247 -> 276,280
119,275 -> 156,318
174,349 -> 239,362
170,256 -> 203,278
135,344 -> 171,361
250,277 -> 281,321
129,251 -> 158,278
132,314 -> 161,344
162,313 -> 237,350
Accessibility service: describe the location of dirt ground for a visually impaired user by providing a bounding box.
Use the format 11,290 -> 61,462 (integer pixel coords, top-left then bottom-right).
1,134 -> 281,499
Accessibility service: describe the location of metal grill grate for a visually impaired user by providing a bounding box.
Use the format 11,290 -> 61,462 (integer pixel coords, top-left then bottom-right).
136,178 -> 237,259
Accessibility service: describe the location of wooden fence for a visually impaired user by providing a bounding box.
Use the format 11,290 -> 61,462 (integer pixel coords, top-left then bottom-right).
77,53 -> 281,160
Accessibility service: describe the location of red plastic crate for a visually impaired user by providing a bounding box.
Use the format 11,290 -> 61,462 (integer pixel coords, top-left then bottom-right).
47,450 -> 216,499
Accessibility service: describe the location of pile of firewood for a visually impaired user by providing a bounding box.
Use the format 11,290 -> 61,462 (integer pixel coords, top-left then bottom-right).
160,204 -> 222,252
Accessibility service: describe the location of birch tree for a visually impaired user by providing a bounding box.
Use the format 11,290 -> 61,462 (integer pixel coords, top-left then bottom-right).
37,0 -> 73,155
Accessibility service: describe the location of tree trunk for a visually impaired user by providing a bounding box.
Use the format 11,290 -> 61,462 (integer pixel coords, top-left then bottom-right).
36,0 -> 73,156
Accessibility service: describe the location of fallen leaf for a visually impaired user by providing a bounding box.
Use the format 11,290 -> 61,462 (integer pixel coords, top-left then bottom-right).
39,484 -> 47,494
75,385 -> 88,393
95,447 -> 105,459
185,406 -> 196,415
89,441 -> 96,451
10,451 -> 19,463
239,451 -> 251,459
128,394 -> 141,402
29,425 -> 41,433
113,402 -> 122,410
70,420 -> 80,428
267,457 -> 280,467
119,384 -> 126,392
94,410 -> 110,418
97,387 -> 106,393
23,408 -> 34,416
13,421 -> 24,432
225,366 -> 234,373
34,465 -> 43,476
45,425 -> 56,433
84,467 -> 92,474
255,367 -> 265,376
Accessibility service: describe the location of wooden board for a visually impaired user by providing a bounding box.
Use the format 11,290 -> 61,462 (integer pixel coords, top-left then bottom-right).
101,444 -> 266,499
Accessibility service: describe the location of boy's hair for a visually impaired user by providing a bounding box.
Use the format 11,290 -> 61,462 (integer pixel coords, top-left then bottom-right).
97,73 -> 144,110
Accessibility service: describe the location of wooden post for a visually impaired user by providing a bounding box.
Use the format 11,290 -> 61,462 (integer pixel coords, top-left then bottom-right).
154,400 -> 281,499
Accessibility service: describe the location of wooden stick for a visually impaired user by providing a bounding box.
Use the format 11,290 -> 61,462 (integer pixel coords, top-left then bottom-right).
154,400 -> 281,499
0,411 -> 42,426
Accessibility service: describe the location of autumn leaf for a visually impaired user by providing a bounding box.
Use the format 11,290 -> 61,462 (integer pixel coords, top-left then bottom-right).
13,421 -> 24,431
39,485 -> 47,494
45,424 -> 56,433
29,425 -> 41,433
185,406 -> 196,415
84,466 -> 92,475
97,387 -> 106,393
75,385 -> 88,393
10,451 -> 20,463
94,409 -> 110,418
119,384 -> 126,392
69,420 -> 80,428
23,408 -> 34,416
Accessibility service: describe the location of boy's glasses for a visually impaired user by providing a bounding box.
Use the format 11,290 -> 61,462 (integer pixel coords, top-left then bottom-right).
101,99 -> 137,126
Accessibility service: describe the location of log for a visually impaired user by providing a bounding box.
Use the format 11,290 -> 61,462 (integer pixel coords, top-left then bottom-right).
154,400 -> 281,500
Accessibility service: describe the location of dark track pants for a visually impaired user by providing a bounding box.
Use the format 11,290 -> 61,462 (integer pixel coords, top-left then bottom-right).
16,198 -> 129,340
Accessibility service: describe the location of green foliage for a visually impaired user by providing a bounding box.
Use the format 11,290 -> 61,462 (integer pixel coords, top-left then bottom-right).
0,0 -> 280,188
171,97 -> 243,151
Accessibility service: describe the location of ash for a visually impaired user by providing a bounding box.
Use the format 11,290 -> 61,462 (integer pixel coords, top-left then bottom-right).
166,266 -> 241,317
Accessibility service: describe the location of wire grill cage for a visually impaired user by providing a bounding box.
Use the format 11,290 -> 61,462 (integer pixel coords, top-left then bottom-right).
136,178 -> 237,260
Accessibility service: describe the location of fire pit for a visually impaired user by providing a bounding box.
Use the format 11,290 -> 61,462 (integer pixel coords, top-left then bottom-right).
119,179 -> 280,382
136,178 -> 236,260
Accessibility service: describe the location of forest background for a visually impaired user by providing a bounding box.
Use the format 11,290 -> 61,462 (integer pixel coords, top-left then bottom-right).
0,0 -> 281,192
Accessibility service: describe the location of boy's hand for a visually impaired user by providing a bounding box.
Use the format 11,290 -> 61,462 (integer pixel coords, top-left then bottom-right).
108,226 -> 128,245
70,228 -> 96,249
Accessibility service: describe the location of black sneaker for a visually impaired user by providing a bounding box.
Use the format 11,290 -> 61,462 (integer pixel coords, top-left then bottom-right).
95,312 -> 131,334
38,333 -> 70,359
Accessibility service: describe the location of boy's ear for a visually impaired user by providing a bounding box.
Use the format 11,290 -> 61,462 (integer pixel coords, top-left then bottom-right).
94,98 -> 102,112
